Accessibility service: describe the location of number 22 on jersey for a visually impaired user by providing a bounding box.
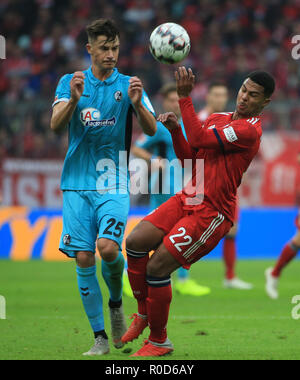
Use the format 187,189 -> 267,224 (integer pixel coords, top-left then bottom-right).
169,227 -> 193,252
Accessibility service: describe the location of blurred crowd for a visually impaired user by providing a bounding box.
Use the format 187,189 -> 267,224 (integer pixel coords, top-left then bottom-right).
0,0 -> 299,160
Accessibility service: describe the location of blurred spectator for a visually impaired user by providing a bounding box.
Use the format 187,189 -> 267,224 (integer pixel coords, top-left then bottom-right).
0,0 -> 299,159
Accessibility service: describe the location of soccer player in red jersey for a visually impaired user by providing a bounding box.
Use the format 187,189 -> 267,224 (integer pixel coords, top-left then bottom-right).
197,83 -> 253,289
265,152 -> 300,299
122,67 -> 275,356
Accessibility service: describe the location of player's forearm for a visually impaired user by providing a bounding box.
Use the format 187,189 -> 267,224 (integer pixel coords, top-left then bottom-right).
178,97 -> 205,148
179,97 -> 219,149
50,99 -> 78,133
134,104 -> 157,136
170,127 -> 195,166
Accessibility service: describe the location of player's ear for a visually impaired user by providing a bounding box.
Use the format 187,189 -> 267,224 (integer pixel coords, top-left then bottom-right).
86,43 -> 92,55
262,97 -> 271,108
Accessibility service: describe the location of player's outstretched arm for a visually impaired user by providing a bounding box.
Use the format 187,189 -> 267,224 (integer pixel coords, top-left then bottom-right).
128,76 -> 156,136
51,72 -> 85,133
175,67 -> 223,150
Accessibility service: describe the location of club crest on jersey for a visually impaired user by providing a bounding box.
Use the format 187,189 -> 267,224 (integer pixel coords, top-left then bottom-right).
114,91 -> 122,102
63,234 -> 71,245
80,108 -> 116,127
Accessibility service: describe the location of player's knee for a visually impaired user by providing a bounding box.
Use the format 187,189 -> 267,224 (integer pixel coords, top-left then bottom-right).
146,257 -> 169,278
125,233 -> 135,251
76,251 -> 95,268
226,224 -> 238,238
97,239 -> 119,262
126,231 -> 144,252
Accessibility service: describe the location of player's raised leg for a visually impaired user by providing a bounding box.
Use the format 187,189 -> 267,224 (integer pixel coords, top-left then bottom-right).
122,195 -> 184,346
127,201 -> 231,357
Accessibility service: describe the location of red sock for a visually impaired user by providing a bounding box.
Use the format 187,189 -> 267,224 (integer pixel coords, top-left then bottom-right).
146,276 -> 172,344
223,237 -> 236,280
272,243 -> 298,277
127,254 -> 149,315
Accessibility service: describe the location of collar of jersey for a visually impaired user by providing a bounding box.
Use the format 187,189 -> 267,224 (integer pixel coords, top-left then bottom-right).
87,66 -> 119,86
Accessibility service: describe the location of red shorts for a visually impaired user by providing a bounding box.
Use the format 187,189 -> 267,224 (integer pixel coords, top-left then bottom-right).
144,194 -> 232,269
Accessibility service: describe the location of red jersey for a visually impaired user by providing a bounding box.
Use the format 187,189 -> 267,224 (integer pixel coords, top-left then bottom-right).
171,96 -> 262,223
197,108 -> 210,122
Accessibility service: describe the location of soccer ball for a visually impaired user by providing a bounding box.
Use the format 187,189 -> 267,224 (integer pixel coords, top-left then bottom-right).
149,23 -> 191,64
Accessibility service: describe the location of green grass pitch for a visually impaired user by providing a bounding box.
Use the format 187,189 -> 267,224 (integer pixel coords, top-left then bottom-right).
0,259 -> 299,360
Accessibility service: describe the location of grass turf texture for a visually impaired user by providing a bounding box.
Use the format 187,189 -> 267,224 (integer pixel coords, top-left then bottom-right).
0,259 -> 299,360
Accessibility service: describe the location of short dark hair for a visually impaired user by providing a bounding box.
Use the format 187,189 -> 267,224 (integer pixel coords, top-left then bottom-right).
159,83 -> 177,98
247,71 -> 275,98
86,19 -> 120,43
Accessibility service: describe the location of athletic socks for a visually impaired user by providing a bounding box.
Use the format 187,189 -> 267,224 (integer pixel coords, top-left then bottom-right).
126,248 -> 149,315
272,242 -> 299,277
126,248 -> 172,344
223,236 -> 236,280
76,265 -> 104,333
146,275 -> 172,344
94,330 -> 108,339
101,251 -> 125,303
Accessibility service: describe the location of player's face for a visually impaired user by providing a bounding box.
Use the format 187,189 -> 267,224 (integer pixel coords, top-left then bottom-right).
206,86 -> 228,112
163,91 -> 181,118
236,78 -> 270,117
87,35 -> 120,71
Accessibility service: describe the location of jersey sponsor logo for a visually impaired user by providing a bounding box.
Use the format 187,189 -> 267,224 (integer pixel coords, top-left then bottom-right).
114,90 -> 122,101
80,107 -> 116,127
223,126 -> 238,143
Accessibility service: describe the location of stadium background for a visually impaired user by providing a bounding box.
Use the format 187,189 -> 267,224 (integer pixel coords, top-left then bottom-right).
0,0 -> 299,261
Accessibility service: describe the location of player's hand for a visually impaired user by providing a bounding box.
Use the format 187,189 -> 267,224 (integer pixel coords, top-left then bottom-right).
157,112 -> 181,131
70,71 -> 85,102
128,76 -> 143,107
175,66 -> 195,98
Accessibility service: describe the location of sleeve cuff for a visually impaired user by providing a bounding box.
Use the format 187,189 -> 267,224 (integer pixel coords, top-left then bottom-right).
178,96 -> 192,106
52,97 -> 70,108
